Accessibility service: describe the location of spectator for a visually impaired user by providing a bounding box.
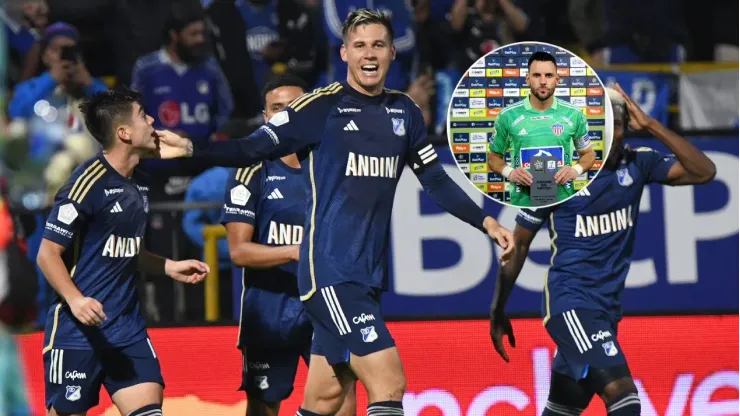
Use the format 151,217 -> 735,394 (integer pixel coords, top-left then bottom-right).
448,0 -> 530,73
131,2 -> 233,147
131,2 -> 233,323
7,22 -> 107,120
1,0 -> 45,83
182,166 -> 231,317
205,0 -> 263,121
590,0 -> 689,65
236,0 -> 320,93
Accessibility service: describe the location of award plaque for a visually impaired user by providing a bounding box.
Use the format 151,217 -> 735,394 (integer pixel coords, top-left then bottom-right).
529,156 -> 559,206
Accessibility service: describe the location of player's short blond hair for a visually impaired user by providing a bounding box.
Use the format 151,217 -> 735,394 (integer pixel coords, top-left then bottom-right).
342,8 -> 394,42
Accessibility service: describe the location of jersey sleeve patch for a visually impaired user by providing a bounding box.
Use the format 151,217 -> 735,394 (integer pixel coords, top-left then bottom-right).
230,184 -> 251,206
57,203 -> 79,225
268,111 -> 289,127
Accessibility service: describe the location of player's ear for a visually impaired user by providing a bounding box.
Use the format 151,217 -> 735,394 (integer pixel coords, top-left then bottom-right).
262,110 -> 268,123
117,125 -> 132,145
340,44 -> 348,63
390,44 -> 396,61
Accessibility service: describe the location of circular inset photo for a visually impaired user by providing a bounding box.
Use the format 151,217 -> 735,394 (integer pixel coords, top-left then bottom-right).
447,41 -> 613,208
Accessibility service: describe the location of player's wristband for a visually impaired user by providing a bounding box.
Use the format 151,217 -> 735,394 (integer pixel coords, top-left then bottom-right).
573,164 -> 585,175
501,166 -> 514,179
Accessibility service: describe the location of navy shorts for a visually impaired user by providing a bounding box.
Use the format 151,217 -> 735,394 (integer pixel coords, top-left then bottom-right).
546,309 -> 627,381
303,283 -> 395,365
43,336 -> 164,413
239,344 -> 310,402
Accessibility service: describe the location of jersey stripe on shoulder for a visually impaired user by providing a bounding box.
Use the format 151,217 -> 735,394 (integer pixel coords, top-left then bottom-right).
69,160 -> 106,203
290,82 -> 342,112
384,88 -> 422,110
558,99 -> 583,112
238,163 -> 263,185
498,101 -> 525,117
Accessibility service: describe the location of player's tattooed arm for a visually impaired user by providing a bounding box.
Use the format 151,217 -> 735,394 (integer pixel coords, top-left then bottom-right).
613,83 -> 716,185
37,239 -> 107,326
224,222 -> 299,268
138,249 -> 209,284
489,223 -> 536,362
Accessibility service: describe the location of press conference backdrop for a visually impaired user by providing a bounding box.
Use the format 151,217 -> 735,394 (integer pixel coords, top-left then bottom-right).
447,42 -> 608,203
376,138 -> 738,318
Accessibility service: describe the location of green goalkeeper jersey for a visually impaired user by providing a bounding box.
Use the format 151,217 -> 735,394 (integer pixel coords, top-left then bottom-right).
488,97 -> 591,206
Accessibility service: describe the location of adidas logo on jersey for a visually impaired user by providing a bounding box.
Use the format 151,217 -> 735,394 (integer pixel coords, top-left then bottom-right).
576,188 -> 591,197
344,120 -> 359,131
110,202 -> 123,213
518,128 -> 527,135
267,189 -> 284,200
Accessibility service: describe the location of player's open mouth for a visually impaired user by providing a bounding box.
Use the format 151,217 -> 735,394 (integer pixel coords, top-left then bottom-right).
361,65 -> 379,76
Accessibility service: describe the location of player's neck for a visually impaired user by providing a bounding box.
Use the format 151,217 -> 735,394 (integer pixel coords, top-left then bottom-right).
346,76 -> 383,97
281,154 -> 300,169
165,45 -> 182,64
528,94 -> 553,111
102,149 -> 139,178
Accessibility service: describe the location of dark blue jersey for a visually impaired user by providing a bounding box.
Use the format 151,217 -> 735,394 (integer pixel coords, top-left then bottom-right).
221,159 -> 308,347
41,154 -> 150,350
194,81 -> 489,301
516,146 -> 677,323
236,0 -> 279,90
130,49 -> 233,144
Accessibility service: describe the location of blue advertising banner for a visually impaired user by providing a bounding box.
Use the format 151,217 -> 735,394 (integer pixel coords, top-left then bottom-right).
380,137 -> 738,318
597,70 -> 672,126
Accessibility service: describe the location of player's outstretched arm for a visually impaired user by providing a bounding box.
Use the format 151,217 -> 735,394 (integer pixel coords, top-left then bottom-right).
155,96 -> 328,167
225,222 -> 299,268
614,83 -> 716,185
138,249 -> 209,284
413,161 -> 514,262
490,211 -> 542,362
37,239 -> 107,326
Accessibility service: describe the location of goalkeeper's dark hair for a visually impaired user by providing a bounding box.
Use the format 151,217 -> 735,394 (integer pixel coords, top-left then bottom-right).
528,51 -> 557,69
261,72 -> 308,102
79,86 -> 143,149
342,8 -> 394,42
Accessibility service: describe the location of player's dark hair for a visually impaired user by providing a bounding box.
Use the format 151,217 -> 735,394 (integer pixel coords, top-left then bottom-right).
79,86 -> 143,149
261,72 -> 308,102
163,1 -> 205,44
342,8 -> 394,42
528,51 -> 557,70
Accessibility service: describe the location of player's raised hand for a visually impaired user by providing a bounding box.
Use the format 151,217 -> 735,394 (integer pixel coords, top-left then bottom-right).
613,83 -> 653,130
508,167 -> 533,186
165,259 -> 210,284
483,217 -> 515,265
154,129 -> 193,159
69,296 -> 107,326
490,309 -> 516,362
553,165 -> 579,184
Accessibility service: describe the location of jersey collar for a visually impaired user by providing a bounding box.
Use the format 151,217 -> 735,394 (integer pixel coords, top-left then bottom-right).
523,94 -> 558,112
341,80 -> 388,105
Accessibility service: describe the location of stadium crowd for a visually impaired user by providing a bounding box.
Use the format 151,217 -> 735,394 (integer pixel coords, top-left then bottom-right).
0,0 -> 737,329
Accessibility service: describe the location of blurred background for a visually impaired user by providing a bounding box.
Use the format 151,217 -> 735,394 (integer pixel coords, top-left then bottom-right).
0,0 -> 737,414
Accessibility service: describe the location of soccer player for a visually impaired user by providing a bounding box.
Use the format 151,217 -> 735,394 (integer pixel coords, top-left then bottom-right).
36,87 -> 210,416
221,73 -> 356,416
488,85 -> 716,416
488,51 -> 596,207
157,8 -> 515,416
